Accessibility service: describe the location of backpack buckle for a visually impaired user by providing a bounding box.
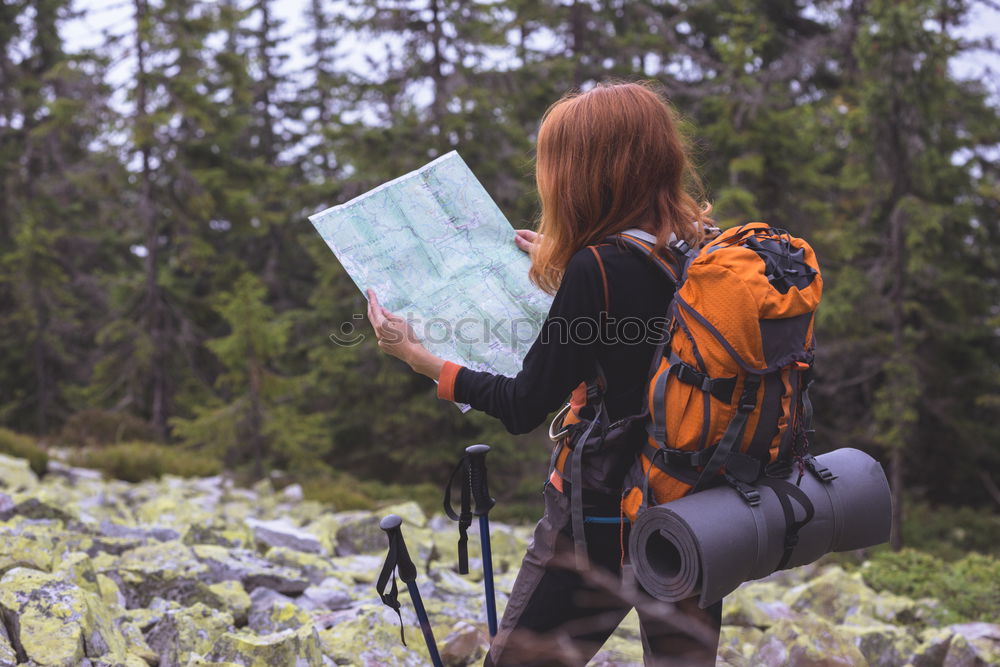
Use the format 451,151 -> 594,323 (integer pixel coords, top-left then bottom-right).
664,448 -> 695,468
802,454 -> 835,482
724,473 -> 761,506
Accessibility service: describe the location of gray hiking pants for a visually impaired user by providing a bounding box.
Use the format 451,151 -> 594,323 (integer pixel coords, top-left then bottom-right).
485,484 -> 722,666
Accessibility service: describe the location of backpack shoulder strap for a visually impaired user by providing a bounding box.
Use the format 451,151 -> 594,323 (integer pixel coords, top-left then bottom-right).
611,230 -> 684,284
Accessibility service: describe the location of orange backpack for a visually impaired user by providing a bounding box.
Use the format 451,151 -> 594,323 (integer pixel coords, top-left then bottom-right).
619,223 -> 828,521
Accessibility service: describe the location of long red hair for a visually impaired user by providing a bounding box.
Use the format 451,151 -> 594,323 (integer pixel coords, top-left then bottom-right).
529,82 -> 712,293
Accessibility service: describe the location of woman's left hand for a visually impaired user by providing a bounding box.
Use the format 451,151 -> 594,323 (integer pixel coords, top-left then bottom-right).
366,289 -> 444,379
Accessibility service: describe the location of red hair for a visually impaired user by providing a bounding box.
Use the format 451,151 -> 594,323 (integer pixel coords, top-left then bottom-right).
529,82 -> 712,293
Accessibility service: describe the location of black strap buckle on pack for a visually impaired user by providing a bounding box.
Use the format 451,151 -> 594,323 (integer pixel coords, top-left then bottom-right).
724,472 -> 761,506
668,362 -> 737,404
802,453 -> 836,483
443,452 -> 496,575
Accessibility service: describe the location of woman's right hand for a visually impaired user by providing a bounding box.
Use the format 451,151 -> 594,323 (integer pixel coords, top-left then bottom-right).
514,229 -> 541,254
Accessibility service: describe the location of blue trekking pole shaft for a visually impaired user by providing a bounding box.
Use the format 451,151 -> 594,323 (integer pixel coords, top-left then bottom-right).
379,515 -> 444,667
406,581 -> 443,666
478,512 -> 497,636
467,444 -> 498,637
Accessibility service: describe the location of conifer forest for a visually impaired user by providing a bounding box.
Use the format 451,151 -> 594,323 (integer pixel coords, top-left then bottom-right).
1,0 -> 998,547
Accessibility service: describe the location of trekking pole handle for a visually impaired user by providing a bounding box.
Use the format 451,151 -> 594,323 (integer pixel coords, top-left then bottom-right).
465,444 -> 496,514
379,514 -> 417,583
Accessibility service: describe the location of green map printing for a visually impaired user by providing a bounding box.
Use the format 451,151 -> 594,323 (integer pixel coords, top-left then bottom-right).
309,151 -> 553,383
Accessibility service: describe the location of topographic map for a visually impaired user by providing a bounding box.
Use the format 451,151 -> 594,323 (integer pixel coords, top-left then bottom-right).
309,151 -> 553,389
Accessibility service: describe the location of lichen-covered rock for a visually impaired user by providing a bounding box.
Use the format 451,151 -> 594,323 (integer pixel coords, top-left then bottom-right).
52,551 -> 99,594
206,580 -> 252,625
326,554 -> 383,585
0,567 -> 128,666
182,523 -> 250,549
717,625 -> 765,667
109,540 -> 212,607
334,512 -> 387,556
782,566 -> 880,624
205,624 -> 325,666
839,619 -> 918,666
265,546 -> 337,585
144,601 -> 234,667
378,501 -> 427,528
0,526 -> 54,574
299,577 -> 353,612
247,587 -> 311,634
245,517 -> 324,555
751,615 -> 867,666
944,623 -> 1000,666
318,606 -> 430,666
192,544 -> 309,594
0,453 -> 38,492
0,620 -> 18,666
723,582 -> 795,628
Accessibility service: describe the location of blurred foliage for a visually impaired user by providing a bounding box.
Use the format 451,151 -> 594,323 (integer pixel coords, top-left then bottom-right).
57,410 -> 159,448
0,429 -> 48,477
862,549 -> 1000,624
72,442 -> 222,483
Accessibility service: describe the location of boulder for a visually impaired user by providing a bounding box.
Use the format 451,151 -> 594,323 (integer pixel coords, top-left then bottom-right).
440,620 -> 487,667
264,546 -> 337,585
0,454 -> 38,492
378,501 -> 427,528
751,615 -> 867,666
0,527 -> 54,574
245,518 -> 324,555
0,567 -> 128,666
299,577 -> 353,611
839,619 -> 918,666
206,580 -> 252,625
204,624 -> 325,666
192,544 -> 309,594
944,623 -> 1000,666
109,541 -> 212,607
247,587 -> 311,634
723,582 -> 796,628
333,512 -> 386,556
144,602 -> 233,667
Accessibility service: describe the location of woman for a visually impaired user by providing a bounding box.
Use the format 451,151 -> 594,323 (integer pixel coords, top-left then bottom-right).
367,82 -> 722,666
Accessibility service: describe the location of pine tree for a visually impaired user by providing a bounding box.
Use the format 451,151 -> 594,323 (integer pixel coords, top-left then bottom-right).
171,273 -> 325,475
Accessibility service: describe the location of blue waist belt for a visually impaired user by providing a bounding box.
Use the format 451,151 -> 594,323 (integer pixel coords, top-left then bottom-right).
583,515 -> 631,524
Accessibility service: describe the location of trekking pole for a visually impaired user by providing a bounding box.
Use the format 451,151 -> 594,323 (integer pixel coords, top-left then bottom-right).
376,514 -> 443,667
444,444 -> 498,637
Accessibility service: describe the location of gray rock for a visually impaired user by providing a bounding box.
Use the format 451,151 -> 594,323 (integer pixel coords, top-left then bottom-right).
299,577 -> 353,611
334,512 -> 386,556
192,544 -> 310,594
247,587 -> 311,634
944,623 -> 1000,666
246,517 -> 324,555
98,519 -> 180,543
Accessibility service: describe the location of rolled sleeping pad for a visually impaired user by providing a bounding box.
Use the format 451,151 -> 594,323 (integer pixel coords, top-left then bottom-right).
629,448 -> 891,608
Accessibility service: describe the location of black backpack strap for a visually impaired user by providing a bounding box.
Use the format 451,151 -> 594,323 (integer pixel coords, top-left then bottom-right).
691,375 -> 762,498
443,456 -> 473,574
756,477 -> 816,570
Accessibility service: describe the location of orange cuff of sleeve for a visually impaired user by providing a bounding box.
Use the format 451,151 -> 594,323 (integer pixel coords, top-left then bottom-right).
437,361 -> 462,402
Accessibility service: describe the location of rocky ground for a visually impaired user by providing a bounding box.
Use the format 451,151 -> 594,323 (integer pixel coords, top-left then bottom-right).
0,452 -> 996,666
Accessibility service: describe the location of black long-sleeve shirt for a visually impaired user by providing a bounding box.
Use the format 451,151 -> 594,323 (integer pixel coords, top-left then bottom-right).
438,240 -> 677,433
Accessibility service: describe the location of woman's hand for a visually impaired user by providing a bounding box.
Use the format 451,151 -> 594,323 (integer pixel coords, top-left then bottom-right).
366,289 -> 444,380
514,229 -> 541,254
